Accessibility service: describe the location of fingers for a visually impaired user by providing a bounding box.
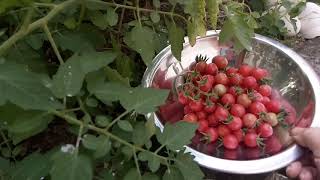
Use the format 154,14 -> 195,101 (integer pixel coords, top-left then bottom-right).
290,127 -> 320,157
299,167 -> 317,180
286,161 -> 302,178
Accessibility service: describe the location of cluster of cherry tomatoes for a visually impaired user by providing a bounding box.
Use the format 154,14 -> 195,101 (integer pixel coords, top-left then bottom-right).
178,55 -> 287,150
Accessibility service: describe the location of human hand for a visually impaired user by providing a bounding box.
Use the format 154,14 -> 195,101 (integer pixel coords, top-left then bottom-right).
286,127 -> 320,180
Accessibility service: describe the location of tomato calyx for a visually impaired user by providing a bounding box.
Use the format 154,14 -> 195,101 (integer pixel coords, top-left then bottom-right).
277,109 -> 291,129
256,135 -> 265,148
223,115 -> 233,124
195,54 -> 209,62
259,78 -> 273,85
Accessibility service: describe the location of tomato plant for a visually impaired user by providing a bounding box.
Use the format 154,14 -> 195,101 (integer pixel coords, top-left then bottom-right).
0,0 -> 305,179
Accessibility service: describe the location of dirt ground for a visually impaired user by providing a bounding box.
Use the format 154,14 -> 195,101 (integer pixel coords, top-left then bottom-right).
203,37 -> 320,180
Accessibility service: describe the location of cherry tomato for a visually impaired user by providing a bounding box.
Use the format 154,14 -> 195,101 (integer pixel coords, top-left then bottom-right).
213,55 -> 228,69
178,92 -> 189,105
199,76 -> 214,92
244,133 -> 259,148
184,105 -> 193,114
223,134 -> 239,150
243,76 -> 257,89
189,99 -> 204,112
209,94 -> 219,103
251,92 -> 263,102
259,85 -> 272,97
227,116 -> 243,131
183,113 -> 198,123
266,100 -> 281,113
198,120 -> 209,132
214,106 -> 229,121
218,125 -> 231,137
233,129 -> 244,142
265,112 -> 278,126
239,64 -> 253,77
264,135 -> 282,155
230,104 -> 246,117
205,128 -> 219,143
195,61 -> 207,74
237,94 -> 252,108
252,68 -> 268,80
261,96 -> 271,105
196,111 -> 207,120
258,123 -> 273,138
249,102 -> 267,115
206,63 -> 218,75
215,72 -> 229,85
204,103 -> 216,113
221,93 -> 236,105
242,113 -> 257,128
226,67 -> 238,76
224,149 -> 238,160
214,84 -> 227,96
228,86 -> 243,96
207,113 -> 219,127
229,73 -> 243,85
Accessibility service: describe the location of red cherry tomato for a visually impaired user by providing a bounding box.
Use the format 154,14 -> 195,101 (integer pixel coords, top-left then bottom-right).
196,111 -> 207,120
226,67 -> 238,76
266,100 -> 281,113
184,105 -> 193,114
237,94 -> 252,108
221,93 -> 236,105
244,133 -> 259,148
249,102 -> 267,115
195,61 -> 207,74
239,64 -> 253,77
264,135 -> 282,155
178,92 -> 189,105
218,125 -> 231,137
229,73 -> 243,85
227,116 -> 243,131
259,85 -> 272,97
213,55 -> 228,69
224,149 -> 238,160
230,104 -> 246,117
223,134 -> 239,150
257,123 -> 273,138
214,106 -> 229,121
233,129 -> 244,142
261,96 -> 271,105
198,120 -> 209,132
243,76 -> 257,89
228,86 -> 243,96
252,92 -> 263,102
204,103 -> 216,113
207,113 -> 219,127
183,113 -> 198,123
215,72 -> 229,85
189,99 -> 204,112
205,128 -> 219,143
242,113 -> 257,128
252,68 -> 268,80
205,63 -> 218,75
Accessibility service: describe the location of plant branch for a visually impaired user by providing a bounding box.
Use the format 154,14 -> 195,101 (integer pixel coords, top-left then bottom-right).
34,2 -> 57,8
0,0 -> 78,56
51,110 -> 168,162
43,24 -> 64,64
85,0 -> 188,23
135,0 -> 142,27
133,148 -> 142,179
105,109 -> 131,130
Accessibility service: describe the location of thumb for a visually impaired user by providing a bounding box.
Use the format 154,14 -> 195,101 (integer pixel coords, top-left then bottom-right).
291,127 -> 320,157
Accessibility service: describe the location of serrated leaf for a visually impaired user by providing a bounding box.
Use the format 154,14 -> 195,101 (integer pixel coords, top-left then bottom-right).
0,62 -> 62,110
82,134 -> 111,158
89,10 -> 108,30
107,7 -> 118,26
219,14 -> 254,51
150,11 -> 160,23
124,26 -> 156,65
153,0 -> 160,8
9,153 -> 51,180
123,168 -> 140,180
167,22 -> 185,61
195,0 -> 206,36
51,51 -> 116,98
117,120 -> 133,132
175,153 -> 204,180
187,21 -> 196,47
91,83 -> 169,114
138,152 -> 160,172
162,167 -> 184,180
156,121 -> 197,151
104,66 -> 130,86
207,0 -> 221,29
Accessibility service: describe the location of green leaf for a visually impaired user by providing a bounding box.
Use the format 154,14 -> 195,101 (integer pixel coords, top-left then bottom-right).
219,14 -> 254,51
95,115 -> 111,127
50,151 -> 93,180
0,62 -> 62,110
115,55 -> 135,79
138,152 -> 160,172
167,22 -> 185,61
89,10 -> 109,30
133,122 -> 150,146
124,26 -> 156,65
162,167 -> 184,180
85,97 -> 98,107
107,7 -> 118,26
117,120 -> 133,132
104,66 -> 130,86
153,0 -> 160,8
63,17 -> 77,29
123,168 -> 140,180
187,21 -> 196,47
207,0 -> 221,29
25,33 -> 44,50
175,153 -> 204,180
0,157 -> 10,177
150,11 -> 160,23
156,121 -> 197,151
0,0 -> 33,14
9,153 -> 51,180
142,173 -> 160,180
51,51 -> 116,98
91,83 -> 169,113
82,134 -> 111,158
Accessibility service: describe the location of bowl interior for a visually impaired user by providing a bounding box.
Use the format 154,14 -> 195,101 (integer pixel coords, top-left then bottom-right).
144,33 -> 318,171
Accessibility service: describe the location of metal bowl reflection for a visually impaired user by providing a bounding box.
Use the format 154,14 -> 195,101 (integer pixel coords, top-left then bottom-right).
142,31 -> 320,174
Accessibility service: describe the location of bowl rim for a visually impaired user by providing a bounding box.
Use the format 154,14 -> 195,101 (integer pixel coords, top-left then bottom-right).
142,31 -> 320,174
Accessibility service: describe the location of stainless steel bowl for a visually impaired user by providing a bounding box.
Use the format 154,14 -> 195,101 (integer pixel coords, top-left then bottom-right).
142,31 -> 320,174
